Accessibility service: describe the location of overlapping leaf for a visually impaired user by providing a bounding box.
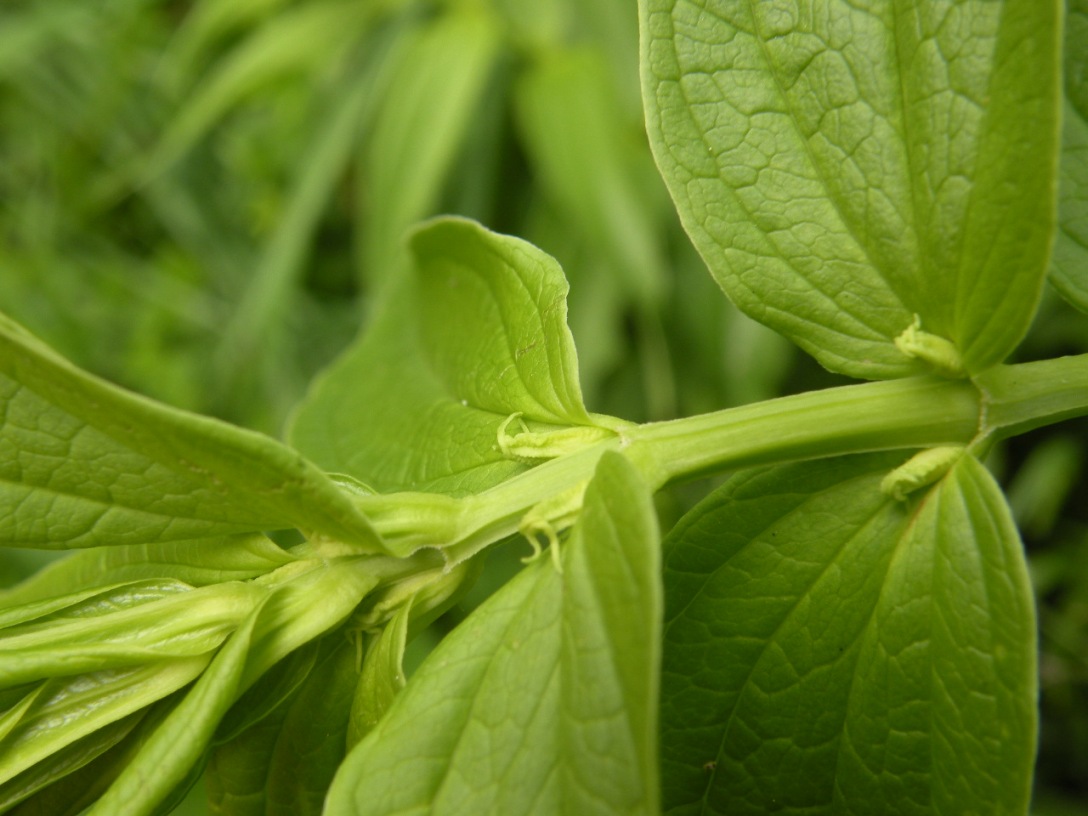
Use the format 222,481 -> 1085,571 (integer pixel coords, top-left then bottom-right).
659,453 -> 1036,815
289,217 -> 609,496
324,452 -> 661,815
641,0 -> 1061,377
0,312 -> 382,551
206,637 -> 357,816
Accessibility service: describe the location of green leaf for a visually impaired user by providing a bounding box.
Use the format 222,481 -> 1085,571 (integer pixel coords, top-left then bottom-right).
640,0 -> 1061,377
0,312 -> 383,551
0,709 -> 146,814
516,48 -> 667,307
360,8 -> 501,290
1052,1 -> 1088,312
412,217 -> 592,425
0,534 -> 296,608
324,451 -> 661,815
347,600 -> 409,747
213,641 -> 319,745
0,581 -> 263,686
0,658 -> 210,788
208,636 -> 358,816
146,0 -> 379,177
289,218 -> 608,495
85,608 -> 263,816
659,453 -> 1036,815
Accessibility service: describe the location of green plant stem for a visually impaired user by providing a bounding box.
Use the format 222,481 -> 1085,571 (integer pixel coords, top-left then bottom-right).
362,354 -> 1088,563
976,356 -> 1088,440
623,375 -> 980,487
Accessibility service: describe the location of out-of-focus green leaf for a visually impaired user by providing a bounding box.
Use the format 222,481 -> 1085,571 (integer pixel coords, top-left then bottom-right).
641,0 -> 1061,378
290,218 -> 609,495
660,453 -> 1036,815
147,0 -> 378,177
517,48 -> 666,307
359,7 -> 500,289
163,0 -> 293,82
212,36 -> 398,393
0,313 -> 383,551
324,452 -> 661,815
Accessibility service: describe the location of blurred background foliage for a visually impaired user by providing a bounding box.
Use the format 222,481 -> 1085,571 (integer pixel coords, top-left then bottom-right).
0,0 -> 1086,812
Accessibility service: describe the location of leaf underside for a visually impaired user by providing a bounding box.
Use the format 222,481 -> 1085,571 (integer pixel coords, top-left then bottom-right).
659,453 -> 1036,816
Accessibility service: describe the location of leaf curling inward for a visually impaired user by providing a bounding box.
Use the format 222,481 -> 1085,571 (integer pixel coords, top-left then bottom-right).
289,217 -> 614,496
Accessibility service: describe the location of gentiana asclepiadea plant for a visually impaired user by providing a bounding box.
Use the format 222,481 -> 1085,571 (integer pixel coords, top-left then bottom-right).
2,1 -> 1087,814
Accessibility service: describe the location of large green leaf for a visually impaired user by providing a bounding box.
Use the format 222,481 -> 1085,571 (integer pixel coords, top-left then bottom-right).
641,0 -> 1061,377
1052,0 -> 1088,312
324,451 -> 661,815
0,313 -> 382,551
659,453 -> 1036,815
289,217 -> 608,495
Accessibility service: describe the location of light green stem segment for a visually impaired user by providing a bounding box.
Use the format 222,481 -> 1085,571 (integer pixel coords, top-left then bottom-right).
360,354 -> 1088,564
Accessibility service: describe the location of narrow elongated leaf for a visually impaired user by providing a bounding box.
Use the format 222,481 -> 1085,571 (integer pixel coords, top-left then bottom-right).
360,8 -> 500,290
324,452 -> 661,815
641,0 -> 1061,377
516,49 -> 666,307
0,534 -> 296,608
0,313 -> 382,551
659,453 -> 1036,815
0,658 -> 210,786
85,610 -> 262,816
146,0 -> 377,176
0,582 -> 263,686
290,218 -> 608,495
0,709 -> 146,813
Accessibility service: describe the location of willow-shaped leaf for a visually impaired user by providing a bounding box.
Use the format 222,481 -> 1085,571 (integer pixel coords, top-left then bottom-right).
0,658 -> 210,789
0,313 -> 382,551
324,452 -> 661,815
0,534 -> 297,608
641,0 -> 1060,377
659,453 -> 1036,815
360,8 -> 500,290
